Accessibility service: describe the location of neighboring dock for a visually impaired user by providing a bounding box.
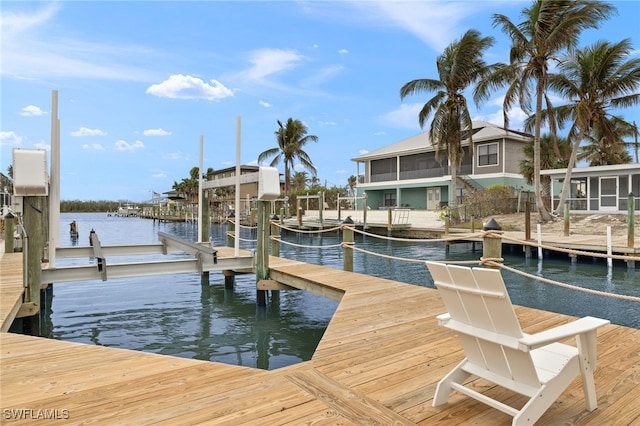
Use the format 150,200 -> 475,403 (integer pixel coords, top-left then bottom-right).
1,250 -> 639,424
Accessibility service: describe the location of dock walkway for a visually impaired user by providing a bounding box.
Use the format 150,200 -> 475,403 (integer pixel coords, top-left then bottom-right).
1,251 -> 639,424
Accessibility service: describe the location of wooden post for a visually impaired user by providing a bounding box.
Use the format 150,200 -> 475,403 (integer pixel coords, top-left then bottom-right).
482,218 -> 503,269
200,190 -> 210,243
270,215 -> 280,257
363,192 -> 368,227
319,192 -> 324,226
444,214 -> 450,236
226,214 -> 235,248
342,217 -> 354,272
23,196 -> 47,335
223,270 -> 235,289
297,199 -> 302,228
524,201 -> 532,258
563,201 -> 570,236
256,200 -> 270,306
628,193 -> 635,268
387,208 -> 392,232
4,212 -> 14,253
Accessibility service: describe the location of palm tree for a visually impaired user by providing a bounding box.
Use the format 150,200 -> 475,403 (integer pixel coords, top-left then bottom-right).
258,118 -> 318,196
400,29 -> 498,208
547,38 -> 640,213
347,175 -> 357,198
291,171 -> 309,192
477,0 -> 615,221
578,119 -> 633,166
172,166 -> 204,204
520,134 -> 571,196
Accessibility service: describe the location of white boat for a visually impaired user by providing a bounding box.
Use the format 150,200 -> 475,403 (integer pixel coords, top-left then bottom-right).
116,204 -> 140,217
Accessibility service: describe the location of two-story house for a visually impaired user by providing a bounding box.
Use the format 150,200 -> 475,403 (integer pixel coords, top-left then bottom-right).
351,120 -> 534,210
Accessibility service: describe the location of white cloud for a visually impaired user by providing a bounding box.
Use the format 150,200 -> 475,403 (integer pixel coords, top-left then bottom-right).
359,149 -> 369,155
0,130 -> 23,146
115,140 -> 144,151
0,2 -> 59,36
243,48 -> 303,81
34,140 -> 50,150
143,128 -> 171,136
20,105 -> 46,116
300,65 -> 344,88
71,127 -> 107,137
1,3 -> 159,81
381,103 -> 423,130
162,152 -> 183,160
82,143 -> 105,150
152,171 -> 167,178
367,1 -> 476,52
146,74 -> 234,101
259,100 -> 272,108
318,121 -> 337,126
338,49 -> 348,55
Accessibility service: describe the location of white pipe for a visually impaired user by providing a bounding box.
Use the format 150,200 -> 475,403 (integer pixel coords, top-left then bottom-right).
198,135 -> 203,243
607,226 -> 612,268
235,116 -> 241,257
49,90 -> 60,266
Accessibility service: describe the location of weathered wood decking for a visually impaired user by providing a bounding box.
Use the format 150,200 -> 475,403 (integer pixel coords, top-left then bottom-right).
1,250 -> 639,425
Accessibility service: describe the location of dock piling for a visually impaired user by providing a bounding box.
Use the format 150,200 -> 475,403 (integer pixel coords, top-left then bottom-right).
482,218 -> 503,268
342,216 -> 354,272
4,212 -> 14,253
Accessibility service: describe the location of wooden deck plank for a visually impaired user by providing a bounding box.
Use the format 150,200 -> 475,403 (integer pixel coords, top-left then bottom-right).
0,252 -> 24,332
286,368 -> 417,425
1,250 -> 639,425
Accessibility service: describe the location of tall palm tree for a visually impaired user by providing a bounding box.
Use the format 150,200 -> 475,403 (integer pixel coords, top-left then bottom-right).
547,38 -> 640,213
477,0 -> 615,221
400,29 -> 498,208
258,118 -> 318,196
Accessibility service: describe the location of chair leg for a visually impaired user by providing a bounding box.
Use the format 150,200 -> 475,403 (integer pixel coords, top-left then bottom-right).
513,358 -> 579,426
577,332 -> 599,411
433,359 -> 470,407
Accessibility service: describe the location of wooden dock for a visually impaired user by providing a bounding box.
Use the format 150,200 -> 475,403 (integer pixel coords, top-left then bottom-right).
1,250 -> 639,424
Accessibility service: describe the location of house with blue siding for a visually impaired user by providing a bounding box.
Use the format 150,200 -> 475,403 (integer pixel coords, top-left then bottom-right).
351,121 -> 534,210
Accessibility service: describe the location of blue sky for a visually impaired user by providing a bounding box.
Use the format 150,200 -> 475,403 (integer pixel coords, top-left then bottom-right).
1,1 -> 639,202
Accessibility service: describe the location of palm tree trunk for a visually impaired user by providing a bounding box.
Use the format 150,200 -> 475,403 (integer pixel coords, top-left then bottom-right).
534,78 -> 553,221
450,149 -> 458,209
554,129 -> 585,215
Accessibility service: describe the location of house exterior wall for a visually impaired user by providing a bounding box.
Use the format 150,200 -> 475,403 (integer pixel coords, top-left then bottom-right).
544,164 -> 640,212
353,123 -> 532,210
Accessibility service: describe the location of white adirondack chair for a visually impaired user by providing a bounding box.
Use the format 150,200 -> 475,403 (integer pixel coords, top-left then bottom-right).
426,261 -> 610,425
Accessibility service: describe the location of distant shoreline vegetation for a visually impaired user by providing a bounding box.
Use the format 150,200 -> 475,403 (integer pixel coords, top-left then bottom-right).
60,200 -> 134,213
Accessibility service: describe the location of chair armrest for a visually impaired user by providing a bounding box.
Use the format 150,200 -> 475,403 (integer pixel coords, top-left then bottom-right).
518,316 -> 609,351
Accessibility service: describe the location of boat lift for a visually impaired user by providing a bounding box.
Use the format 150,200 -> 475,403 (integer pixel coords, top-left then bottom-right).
41,231 -> 255,286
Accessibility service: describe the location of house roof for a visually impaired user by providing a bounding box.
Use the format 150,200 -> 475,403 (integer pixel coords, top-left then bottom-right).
351,120 -> 531,162
541,163 -> 640,178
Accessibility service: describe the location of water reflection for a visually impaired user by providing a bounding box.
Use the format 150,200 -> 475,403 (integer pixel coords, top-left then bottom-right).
43,213 -> 338,370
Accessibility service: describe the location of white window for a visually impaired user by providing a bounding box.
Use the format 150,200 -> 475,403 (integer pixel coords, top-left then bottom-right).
478,143 -> 498,166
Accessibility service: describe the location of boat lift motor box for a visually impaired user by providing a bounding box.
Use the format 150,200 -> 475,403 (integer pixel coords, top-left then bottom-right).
258,167 -> 280,201
12,148 -> 49,196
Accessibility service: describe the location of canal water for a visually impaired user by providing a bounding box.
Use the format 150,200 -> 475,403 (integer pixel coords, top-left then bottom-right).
42,213 -> 639,370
